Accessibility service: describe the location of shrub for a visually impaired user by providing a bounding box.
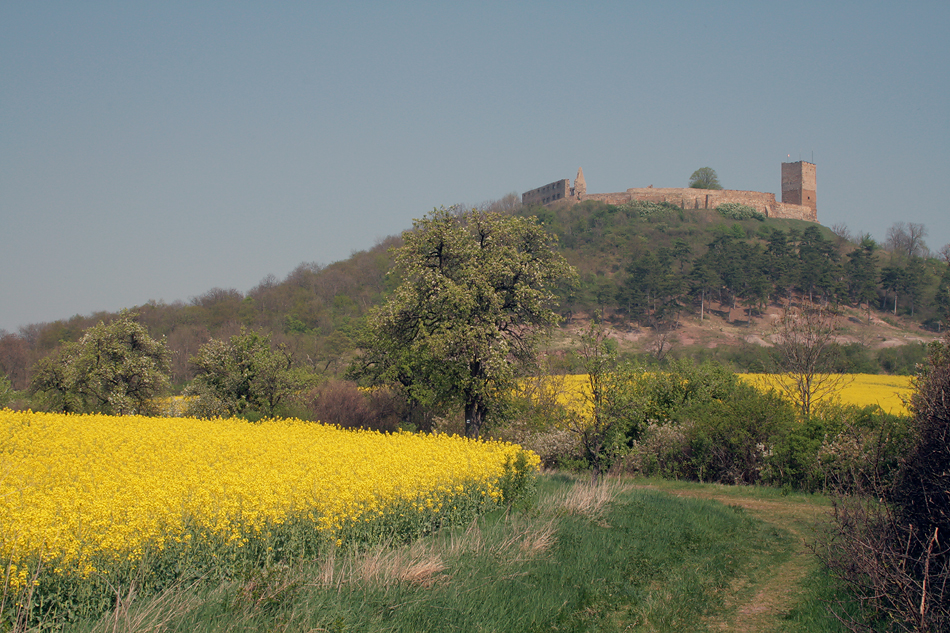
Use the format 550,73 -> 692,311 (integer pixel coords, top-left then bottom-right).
768,413 -> 827,491
623,420 -> 691,479
715,202 -> 764,221
899,335 -> 950,507
877,342 -> 929,375
622,358 -> 740,434
678,383 -> 795,484
816,405 -> 912,492
619,361 -> 798,485
835,343 -> 879,374
617,200 -> 679,219
295,380 -> 403,432
765,403 -> 912,493
818,333 -> 950,631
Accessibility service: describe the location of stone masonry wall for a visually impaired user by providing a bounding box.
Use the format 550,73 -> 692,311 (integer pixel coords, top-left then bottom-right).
581,187 -> 817,222
771,202 -> 818,222
522,179 -> 571,206
781,161 -> 817,211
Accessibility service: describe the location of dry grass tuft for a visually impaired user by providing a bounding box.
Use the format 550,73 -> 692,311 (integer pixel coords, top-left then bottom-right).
445,519 -> 485,557
486,518 -> 558,563
312,542 -> 447,590
88,581 -> 203,633
445,513 -> 558,563
308,512 -> 558,595
517,522 -> 557,557
397,557 -> 446,588
544,478 -> 629,520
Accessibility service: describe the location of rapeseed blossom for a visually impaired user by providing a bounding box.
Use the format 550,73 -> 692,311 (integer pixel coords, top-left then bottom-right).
738,374 -> 912,415
0,411 -> 537,593
525,373 -> 913,417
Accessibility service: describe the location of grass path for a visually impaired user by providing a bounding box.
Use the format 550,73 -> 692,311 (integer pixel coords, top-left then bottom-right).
635,480 -> 832,632
62,476 -> 846,632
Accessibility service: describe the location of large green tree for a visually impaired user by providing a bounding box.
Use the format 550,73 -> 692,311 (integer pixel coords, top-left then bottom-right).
29,311 -> 170,415
185,328 -> 299,419
353,207 -> 576,438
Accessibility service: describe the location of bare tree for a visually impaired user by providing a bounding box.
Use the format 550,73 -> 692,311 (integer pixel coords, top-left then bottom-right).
886,222 -> 929,259
648,319 -> 678,361
908,222 -> 930,258
0,332 -> 32,391
939,243 -> 950,265
166,324 -> 211,384
481,192 -> 523,214
830,222 -> 854,246
766,301 -> 850,416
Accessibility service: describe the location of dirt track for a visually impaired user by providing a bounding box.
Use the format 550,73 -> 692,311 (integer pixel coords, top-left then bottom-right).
637,484 -> 828,632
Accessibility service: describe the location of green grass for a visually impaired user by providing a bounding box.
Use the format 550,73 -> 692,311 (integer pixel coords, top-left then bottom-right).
61,474 -> 860,632
781,566 -> 868,632
627,477 -> 865,633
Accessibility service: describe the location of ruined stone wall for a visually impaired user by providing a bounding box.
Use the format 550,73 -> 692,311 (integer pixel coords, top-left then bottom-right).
523,162 -> 820,223
522,179 -> 571,206
582,187 -> 816,221
583,188 -> 774,212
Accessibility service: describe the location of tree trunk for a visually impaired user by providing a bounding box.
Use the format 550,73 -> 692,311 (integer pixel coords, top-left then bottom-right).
464,400 -> 486,438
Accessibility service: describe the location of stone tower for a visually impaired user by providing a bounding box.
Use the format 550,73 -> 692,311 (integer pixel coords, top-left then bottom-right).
572,167 -> 586,200
781,161 -> 817,211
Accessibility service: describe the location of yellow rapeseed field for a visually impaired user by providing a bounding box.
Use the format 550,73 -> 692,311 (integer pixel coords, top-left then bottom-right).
530,373 -> 914,417
738,374 -> 914,415
0,411 -> 537,593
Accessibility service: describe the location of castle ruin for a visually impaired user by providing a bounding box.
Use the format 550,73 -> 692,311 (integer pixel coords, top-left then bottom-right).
522,162 -> 818,223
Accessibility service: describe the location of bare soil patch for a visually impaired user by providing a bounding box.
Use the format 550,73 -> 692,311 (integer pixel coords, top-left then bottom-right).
557,302 -> 938,357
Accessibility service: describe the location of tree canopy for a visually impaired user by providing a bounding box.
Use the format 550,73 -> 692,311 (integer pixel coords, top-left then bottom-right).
29,311 -> 170,415
352,207 -> 577,437
688,167 -> 722,190
184,328 -> 299,419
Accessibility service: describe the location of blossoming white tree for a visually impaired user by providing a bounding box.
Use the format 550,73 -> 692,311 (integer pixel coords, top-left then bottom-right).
353,207 -> 576,438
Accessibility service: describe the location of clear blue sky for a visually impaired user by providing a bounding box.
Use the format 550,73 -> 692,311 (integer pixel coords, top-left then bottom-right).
2,1 -> 948,333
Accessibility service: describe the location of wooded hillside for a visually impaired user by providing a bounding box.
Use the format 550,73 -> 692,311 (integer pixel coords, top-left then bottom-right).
2,200 -> 947,394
